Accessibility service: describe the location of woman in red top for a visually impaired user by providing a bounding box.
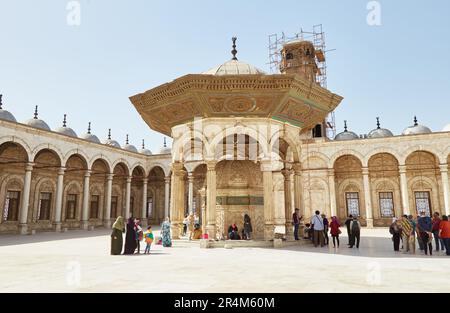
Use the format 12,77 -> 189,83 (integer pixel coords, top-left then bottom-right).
439,215 -> 450,256
330,216 -> 341,248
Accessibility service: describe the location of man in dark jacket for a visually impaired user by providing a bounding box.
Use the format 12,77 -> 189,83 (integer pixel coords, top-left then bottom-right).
345,215 -> 353,246
292,208 -> 303,241
417,211 -> 433,255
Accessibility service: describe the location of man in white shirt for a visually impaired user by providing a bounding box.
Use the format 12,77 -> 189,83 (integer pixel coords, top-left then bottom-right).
311,211 -> 325,247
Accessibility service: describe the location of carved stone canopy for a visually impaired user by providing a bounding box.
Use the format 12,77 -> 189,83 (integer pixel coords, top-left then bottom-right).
129,73 -> 343,136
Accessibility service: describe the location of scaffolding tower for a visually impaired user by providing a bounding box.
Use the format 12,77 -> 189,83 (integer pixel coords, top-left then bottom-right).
268,24 -> 336,139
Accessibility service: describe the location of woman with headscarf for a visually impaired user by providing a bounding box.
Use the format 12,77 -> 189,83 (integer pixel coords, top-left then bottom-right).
161,217 -> 172,247
329,216 -> 341,248
111,216 -> 125,255
124,217 -> 138,255
243,214 -> 252,240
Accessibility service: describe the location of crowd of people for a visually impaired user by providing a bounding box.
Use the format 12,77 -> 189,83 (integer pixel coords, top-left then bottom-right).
293,208 -> 450,256
389,211 -> 450,256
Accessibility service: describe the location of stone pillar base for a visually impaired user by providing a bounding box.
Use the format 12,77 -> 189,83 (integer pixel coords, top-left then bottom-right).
274,238 -> 283,248
285,223 -> 295,241
81,221 -> 89,230
366,218 -> 374,229
54,222 -> 62,232
264,224 -> 274,241
103,219 -> 112,229
171,222 -> 182,239
205,225 -> 216,241
18,224 -> 28,235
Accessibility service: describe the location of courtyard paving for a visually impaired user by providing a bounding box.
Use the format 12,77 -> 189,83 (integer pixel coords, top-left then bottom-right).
0,228 -> 449,293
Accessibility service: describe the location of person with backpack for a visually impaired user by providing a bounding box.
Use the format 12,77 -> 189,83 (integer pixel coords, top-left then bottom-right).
389,218 -> 403,252
329,216 -> 341,248
417,211 -> 433,256
349,216 -> 361,249
311,211 -> 325,247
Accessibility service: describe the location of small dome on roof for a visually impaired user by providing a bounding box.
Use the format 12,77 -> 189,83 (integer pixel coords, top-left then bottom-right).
158,137 -> 172,154
104,129 -> 121,148
56,114 -> 77,138
334,121 -> 359,141
202,37 -> 265,76
140,140 -> 152,155
368,117 -> 394,139
81,122 -> 100,143
123,135 -> 138,153
26,106 -> 51,131
0,95 -> 17,122
402,117 -> 432,135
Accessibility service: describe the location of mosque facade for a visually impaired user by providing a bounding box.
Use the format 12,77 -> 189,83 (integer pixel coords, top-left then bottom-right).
1,38 -> 450,239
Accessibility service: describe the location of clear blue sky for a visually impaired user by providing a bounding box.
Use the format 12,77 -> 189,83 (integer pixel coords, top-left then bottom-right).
1,0 -> 449,153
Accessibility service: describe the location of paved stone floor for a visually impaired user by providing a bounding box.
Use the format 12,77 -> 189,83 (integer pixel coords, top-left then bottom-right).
0,228 -> 449,293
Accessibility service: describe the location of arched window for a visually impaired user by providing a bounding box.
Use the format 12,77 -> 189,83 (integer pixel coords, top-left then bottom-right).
3,191 -> 20,222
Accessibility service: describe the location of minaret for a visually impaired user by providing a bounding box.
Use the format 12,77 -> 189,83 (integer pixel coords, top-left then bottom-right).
279,40 -> 319,82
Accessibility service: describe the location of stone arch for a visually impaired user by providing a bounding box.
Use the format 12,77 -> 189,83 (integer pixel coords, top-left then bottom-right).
148,163 -> 170,177
62,150 -> 91,169
87,154 -> 113,171
62,180 -> 82,222
31,177 -> 57,223
208,126 -> 269,160
173,129 -> 210,162
330,150 -> 365,168
131,163 -> 147,178
111,159 -> 131,176
400,146 -> 441,165
0,138 -> 31,162
31,144 -> 64,162
0,174 -> 24,222
269,129 -> 300,163
364,147 -> 401,166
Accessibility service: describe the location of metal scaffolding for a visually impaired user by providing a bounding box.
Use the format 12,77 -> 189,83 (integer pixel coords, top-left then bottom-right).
268,24 -> 336,139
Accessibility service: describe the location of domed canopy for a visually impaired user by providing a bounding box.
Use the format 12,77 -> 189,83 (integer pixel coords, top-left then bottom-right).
202,37 -> 265,76
104,129 -> 121,148
335,121 -> 359,141
81,122 -> 100,143
158,138 -> 172,154
139,140 -> 152,155
402,117 -> 432,135
442,124 -> 450,132
123,135 -> 138,153
56,114 -> 77,138
26,106 -> 51,131
203,60 -> 265,76
0,95 -> 17,122
368,117 -> 394,139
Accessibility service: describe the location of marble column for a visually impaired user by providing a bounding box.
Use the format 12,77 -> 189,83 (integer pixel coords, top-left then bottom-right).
19,163 -> 34,235
282,169 -> 294,240
188,172 -> 194,215
170,162 -> 186,239
142,178 -> 148,226
164,176 -> 171,219
399,165 -> 411,215
125,176 -> 132,219
104,173 -> 113,228
261,161 -> 274,240
81,170 -> 91,230
362,167 -> 374,228
440,164 -> 450,215
327,169 -> 337,218
199,188 -> 206,235
293,163 -> 303,217
205,161 -> 217,240
53,167 -> 65,232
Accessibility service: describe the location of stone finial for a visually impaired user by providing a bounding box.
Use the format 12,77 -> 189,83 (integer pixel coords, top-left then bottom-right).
414,116 -> 418,126
0,94 -> 3,109
126,134 -> 129,145
87,122 -> 92,134
231,37 -> 238,61
163,137 -> 167,148
108,129 -> 111,140
142,139 -> 145,149
376,117 -> 381,129
344,120 -> 348,132
34,105 -> 38,119
63,114 -> 67,127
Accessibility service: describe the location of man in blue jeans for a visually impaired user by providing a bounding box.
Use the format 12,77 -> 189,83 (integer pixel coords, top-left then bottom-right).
292,208 -> 303,241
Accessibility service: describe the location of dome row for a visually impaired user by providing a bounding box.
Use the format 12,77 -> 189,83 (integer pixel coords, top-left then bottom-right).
0,97 -> 171,155
334,117 -> 444,141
